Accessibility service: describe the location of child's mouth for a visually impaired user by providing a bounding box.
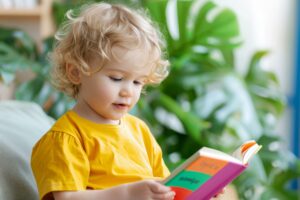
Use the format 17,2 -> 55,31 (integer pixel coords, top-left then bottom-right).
113,103 -> 129,110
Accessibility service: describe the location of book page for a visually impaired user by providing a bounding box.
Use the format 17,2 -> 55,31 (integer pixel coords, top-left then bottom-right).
232,140 -> 262,164
200,147 -> 242,164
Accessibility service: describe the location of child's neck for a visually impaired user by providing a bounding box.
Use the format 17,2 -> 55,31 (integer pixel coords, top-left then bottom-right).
72,103 -> 120,125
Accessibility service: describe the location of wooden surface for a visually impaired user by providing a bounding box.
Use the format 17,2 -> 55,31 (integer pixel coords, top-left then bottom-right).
0,0 -> 55,49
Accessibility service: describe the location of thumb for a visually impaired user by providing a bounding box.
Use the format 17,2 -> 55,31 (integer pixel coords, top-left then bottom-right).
149,181 -> 171,193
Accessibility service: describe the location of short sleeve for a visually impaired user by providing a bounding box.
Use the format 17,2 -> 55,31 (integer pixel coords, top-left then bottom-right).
138,120 -> 170,179
31,131 -> 90,200
151,139 -> 170,178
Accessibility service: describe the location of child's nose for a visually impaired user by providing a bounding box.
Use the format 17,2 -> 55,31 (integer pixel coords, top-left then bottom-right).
119,84 -> 133,97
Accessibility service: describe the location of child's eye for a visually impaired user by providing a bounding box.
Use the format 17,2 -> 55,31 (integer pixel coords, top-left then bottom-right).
133,80 -> 143,85
109,76 -> 122,81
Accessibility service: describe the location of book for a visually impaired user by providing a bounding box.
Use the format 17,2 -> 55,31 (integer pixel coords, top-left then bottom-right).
163,140 -> 262,200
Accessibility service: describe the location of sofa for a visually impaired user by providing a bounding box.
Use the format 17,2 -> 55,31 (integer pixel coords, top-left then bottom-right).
0,101 -> 54,200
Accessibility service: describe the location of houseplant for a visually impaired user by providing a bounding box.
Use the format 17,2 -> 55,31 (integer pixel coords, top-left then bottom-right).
135,0 -> 300,199
0,30 -> 74,118
0,0 -> 299,199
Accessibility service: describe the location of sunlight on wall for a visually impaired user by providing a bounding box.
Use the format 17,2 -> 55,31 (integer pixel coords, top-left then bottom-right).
214,0 -> 296,148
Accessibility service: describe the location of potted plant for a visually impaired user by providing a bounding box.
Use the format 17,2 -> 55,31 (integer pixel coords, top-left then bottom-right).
135,0 -> 300,199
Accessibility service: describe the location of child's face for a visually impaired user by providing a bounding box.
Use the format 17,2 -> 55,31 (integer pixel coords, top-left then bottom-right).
76,47 -> 153,124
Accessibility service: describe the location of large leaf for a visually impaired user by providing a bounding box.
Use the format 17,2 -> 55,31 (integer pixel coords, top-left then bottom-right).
0,43 -> 41,84
192,3 -> 241,49
154,92 -> 209,142
0,27 -> 37,58
245,51 -> 286,122
145,0 -> 173,49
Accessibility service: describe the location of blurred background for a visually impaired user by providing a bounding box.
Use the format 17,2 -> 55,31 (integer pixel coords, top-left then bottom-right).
0,0 -> 299,199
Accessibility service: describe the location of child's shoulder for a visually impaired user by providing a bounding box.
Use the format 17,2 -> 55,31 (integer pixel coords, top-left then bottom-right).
123,113 -> 147,125
32,111 -> 82,151
39,111 -> 81,140
123,113 -> 152,132
51,111 -> 76,131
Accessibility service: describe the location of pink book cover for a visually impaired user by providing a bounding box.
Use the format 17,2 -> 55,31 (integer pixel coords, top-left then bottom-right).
163,141 -> 262,200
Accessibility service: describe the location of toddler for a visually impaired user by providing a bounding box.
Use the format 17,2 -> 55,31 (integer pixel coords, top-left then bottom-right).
31,2 -> 174,200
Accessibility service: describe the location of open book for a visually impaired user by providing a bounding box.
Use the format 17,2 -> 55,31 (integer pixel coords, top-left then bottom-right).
163,140 -> 262,200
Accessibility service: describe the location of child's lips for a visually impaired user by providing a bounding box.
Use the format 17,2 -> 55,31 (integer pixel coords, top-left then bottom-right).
113,103 -> 130,110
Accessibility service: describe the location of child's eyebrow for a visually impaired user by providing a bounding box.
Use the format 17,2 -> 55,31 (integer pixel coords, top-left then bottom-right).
104,69 -> 128,75
104,68 -> 126,73
104,68 -> 149,78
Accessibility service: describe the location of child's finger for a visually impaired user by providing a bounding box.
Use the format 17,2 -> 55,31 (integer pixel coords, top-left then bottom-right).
153,190 -> 175,200
149,181 -> 172,193
212,187 -> 226,198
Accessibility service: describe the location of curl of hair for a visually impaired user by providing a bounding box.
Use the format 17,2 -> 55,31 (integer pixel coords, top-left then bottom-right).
50,2 -> 169,98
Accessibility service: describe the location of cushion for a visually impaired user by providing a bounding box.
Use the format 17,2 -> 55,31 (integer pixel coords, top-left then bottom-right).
0,100 -> 54,200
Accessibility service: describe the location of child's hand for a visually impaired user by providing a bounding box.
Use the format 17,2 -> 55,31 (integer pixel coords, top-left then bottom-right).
211,187 -> 226,199
126,180 -> 175,200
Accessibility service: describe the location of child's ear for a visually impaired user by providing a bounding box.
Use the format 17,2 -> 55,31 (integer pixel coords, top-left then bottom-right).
66,63 -> 81,84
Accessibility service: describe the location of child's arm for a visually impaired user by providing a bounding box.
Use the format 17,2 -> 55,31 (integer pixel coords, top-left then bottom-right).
53,180 -> 175,200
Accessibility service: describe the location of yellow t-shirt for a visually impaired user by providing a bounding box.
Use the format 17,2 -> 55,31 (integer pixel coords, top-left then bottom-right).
31,111 -> 170,200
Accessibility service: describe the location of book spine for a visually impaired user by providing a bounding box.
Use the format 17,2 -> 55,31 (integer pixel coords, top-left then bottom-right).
187,163 -> 246,200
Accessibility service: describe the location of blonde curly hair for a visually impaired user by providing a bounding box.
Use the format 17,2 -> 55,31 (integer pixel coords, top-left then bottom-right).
50,2 -> 169,98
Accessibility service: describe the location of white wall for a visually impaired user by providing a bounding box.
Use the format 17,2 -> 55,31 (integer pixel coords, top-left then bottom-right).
214,0 -> 296,147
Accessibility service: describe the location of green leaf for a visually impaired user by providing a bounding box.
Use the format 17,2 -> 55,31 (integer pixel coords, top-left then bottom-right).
0,43 -> 40,72
156,92 -> 209,142
246,50 -> 269,81
0,27 -> 38,59
193,7 -> 240,48
193,1 -> 217,37
177,0 -> 193,42
145,0 -> 172,47
245,51 -> 286,117
208,9 -> 240,38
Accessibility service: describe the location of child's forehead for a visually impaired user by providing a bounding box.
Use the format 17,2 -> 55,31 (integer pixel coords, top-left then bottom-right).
97,47 -> 154,75
110,46 -> 158,68
102,63 -> 153,78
